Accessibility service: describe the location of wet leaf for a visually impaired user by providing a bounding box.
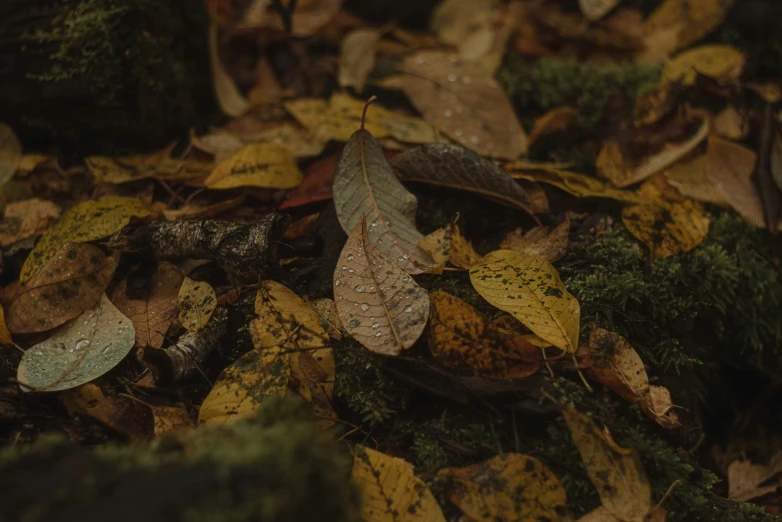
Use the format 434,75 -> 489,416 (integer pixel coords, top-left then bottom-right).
428,291 -> 541,380
0,198 -> 61,247
177,277 -> 217,333
111,262 -> 184,350
205,143 -> 303,190
705,135 -> 764,227
470,250 -> 580,352
559,403 -> 652,522
663,154 -> 729,206
579,0 -> 622,21
506,165 -> 642,203
21,196 -> 152,283
332,110 -> 434,273
339,29 -> 381,93
17,294 -> 135,392
209,23 -> 249,117
621,175 -> 710,259
334,217 -> 430,356
391,143 -> 537,217
8,243 -> 117,334
351,444 -> 446,522
436,453 -> 566,522
0,123 -> 22,188
663,45 -> 744,86
401,51 -> 528,160
500,218 -> 570,263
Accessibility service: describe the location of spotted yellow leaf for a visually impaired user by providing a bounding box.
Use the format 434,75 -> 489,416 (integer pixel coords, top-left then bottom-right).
205,142 -> 303,190
177,277 -> 217,333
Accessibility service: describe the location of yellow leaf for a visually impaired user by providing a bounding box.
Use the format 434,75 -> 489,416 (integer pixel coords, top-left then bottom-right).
505,165 -> 641,203
621,175 -> 710,259
469,250 -> 580,352
663,45 -> 744,86
177,277 -> 217,333
448,222 -> 483,270
205,143 -> 303,190
351,445 -> 446,522
20,196 -> 151,283
559,404 -> 652,522
436,453 -> 566,522
151,405 -> 193,436
428,292 -> 541,380
418,227 -> 450,265
86,156 -> 212,184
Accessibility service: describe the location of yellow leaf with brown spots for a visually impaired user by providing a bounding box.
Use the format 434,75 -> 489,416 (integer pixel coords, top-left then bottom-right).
428,292 -> 541,380
436,453 -> 566,522
351,445 -> 446,522
470,250 -> 580,352
20,196 -> 152,283
418,227 -> 450,265
205,142 -> 303,190
177,277 -> 217,333
621,175 -> 710,259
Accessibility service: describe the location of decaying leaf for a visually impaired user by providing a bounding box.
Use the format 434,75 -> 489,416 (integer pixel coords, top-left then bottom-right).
436,453 -> 566,522
559,403 -> 652,522
17,294 -> 135,392
351,445 -> 446,522
177,277 -> 217,333
727,451 -> 782,501
401,51 -> 528,160
8,243 -> 117,334
209,23 -> 249,117
339,29 -> 380,93
500,218 -> 570,263
705,135 -> 764,227
448,222 -> 483,270
204,143 -> 303,190
428,292 -> 541,380
332,106 -> 434,273
579,0 -> 622,21
506,165 -> 642,203
621,175 -> 710,259
0,123 -> 22,188
663,154 -> 729,206
418,227 -> 450,265
0,198 -> 61,247
111,262 -> 184,350
470,250 -> 580,352
151,404 -> 193,436
663,45 -> 744,86
334,218 -> 430,356
21,196 -> 152,283
391,143 -> 537,218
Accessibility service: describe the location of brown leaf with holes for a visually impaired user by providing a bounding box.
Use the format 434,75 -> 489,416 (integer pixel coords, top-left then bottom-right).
111,262 -> 183,350
391,143 -> 537,218
333,217 -> 430,356
7,243 -> 117,334
428,292 -> 540,380
401,51 -> 528,160
500,217 -> 570,263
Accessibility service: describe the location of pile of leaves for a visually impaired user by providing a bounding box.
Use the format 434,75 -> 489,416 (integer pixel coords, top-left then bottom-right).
1,0 -> 782,520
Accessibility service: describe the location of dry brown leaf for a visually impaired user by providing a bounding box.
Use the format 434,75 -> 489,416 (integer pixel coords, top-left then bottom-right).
506,164 -> 642,203
436,453 -> 566,522
401,51 -> 528,160
705,135 -> 765,227
0,123 -> 22,188
428,291 -> 541,380
208,23 -> 249,117
339,29 -> 381,93
8,243 -> 117,334
391,143 -> 537,218
713,106 -> 749,140
663,154 -> 729,206
61,385 -> 152,439
621,175 -> 710,259
351,445 -> 446,522
0,198 -> 61,247
332,107 -> 434,273
500,218 -> 570,263
663,45 -> 744,86
334,217 -> 430,356
111,262 -> 183,350
727,451 -> 782,501
579,0 -> 623,21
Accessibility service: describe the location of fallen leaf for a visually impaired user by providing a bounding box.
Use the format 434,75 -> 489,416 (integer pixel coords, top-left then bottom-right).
621,175 -> 710,259
428,291 -> 541,379
663,45 -> 744,86
429,0 -> 497,47
578,506 -> 667,522
60,385 -> 152,439
713,106 -> 749,140
163,195 -> 247,221
0,305 -> 13,345
279,152 -> 339,209
391,143 -> 537,217
86,156 -> 213,184
309,297 -> 345,340
470,250 -> 580,352
579,0 -> 623,21
20,196 -> 152,283
560,403 -> 652,522
0,198 -> 61,247
351,445 -> 446,522
208,23 -> 249,117
663,154 -> 729,206
506,165 -> 642,203
528,106 -> 580,146
17,294 -> 135,392
500,218 -> 570,263
401,51 -> 528,160
418,227 -> 451,265
641,385 -> 680,429
60,383 -> 106,415
177,277 -> 217,333
271,0 -> 342,37
448,222 -> 483,269
0,123 -> 22,188
728,451 -> 782,501
339,29 -> 381,93
334,217 -> 430,356
705,135 -> 764,227
586,326 -> 649,397
191,132 -> 245,161
111,262 -> 184,349
8,243 -> 117,334
436,453 -> 566,522
332,106 -> 434,273
205,142 -> 303,189
152,404 -> 193,436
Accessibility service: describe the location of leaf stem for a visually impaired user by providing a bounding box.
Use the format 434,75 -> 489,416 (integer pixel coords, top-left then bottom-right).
362,96 -> 377,131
